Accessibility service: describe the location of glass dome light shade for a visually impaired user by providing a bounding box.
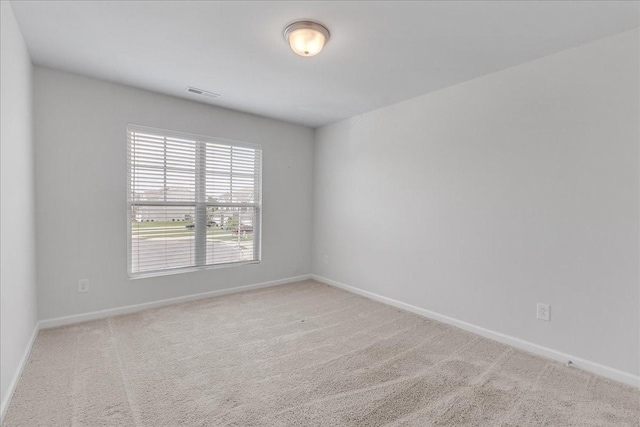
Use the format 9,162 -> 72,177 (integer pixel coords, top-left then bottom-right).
284,21 -> 330,57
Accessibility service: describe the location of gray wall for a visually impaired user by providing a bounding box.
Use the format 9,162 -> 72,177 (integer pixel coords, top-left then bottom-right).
34,67 -> 314,320
0,1 -> 39,412
312,29 -> 639,376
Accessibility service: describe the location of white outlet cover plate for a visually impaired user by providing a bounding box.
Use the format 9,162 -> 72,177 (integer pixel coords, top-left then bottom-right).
537,303 -> 550,321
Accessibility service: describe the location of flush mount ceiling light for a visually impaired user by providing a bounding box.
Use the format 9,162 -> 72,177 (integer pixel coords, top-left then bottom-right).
283,20 -> 330,57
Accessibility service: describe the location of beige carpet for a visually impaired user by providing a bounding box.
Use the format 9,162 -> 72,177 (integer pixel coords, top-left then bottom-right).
4,280 -> 639,426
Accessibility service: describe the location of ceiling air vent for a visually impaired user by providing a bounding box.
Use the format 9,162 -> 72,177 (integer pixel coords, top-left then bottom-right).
186,87 -> 221,99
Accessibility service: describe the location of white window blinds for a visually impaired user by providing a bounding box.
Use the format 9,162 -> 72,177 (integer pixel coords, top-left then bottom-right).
127,125 -> 262,276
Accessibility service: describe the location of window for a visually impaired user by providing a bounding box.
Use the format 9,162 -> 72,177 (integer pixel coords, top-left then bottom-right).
127,125 -> 261,276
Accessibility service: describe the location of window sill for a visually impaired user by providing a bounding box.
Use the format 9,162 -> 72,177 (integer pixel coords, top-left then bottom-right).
128,260 -> 261,280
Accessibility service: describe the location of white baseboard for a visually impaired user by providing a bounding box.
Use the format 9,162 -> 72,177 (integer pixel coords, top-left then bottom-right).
1,321 -> 40,423
5,271 -> 635,423
311,274 -> 639,388
40,274 -> 311,329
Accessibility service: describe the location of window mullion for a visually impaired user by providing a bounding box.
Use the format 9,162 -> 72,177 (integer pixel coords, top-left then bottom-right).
254,151 -> 261,261
195,140 -> 207,266
163,136 -> 167,203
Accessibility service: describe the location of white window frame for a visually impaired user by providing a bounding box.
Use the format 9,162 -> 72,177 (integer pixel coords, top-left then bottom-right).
127,124 -> 262,278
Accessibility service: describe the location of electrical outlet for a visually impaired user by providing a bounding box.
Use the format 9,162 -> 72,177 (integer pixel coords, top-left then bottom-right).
536,303 -> 550,321
323,254 -> 329,265
78,279 -> 89,293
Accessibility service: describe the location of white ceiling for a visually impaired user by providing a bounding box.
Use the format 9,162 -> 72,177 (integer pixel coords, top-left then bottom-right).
10,1 -> 640,128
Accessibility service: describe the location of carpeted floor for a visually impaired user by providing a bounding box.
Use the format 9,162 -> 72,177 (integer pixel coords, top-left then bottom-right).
4,280 -> 639,426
